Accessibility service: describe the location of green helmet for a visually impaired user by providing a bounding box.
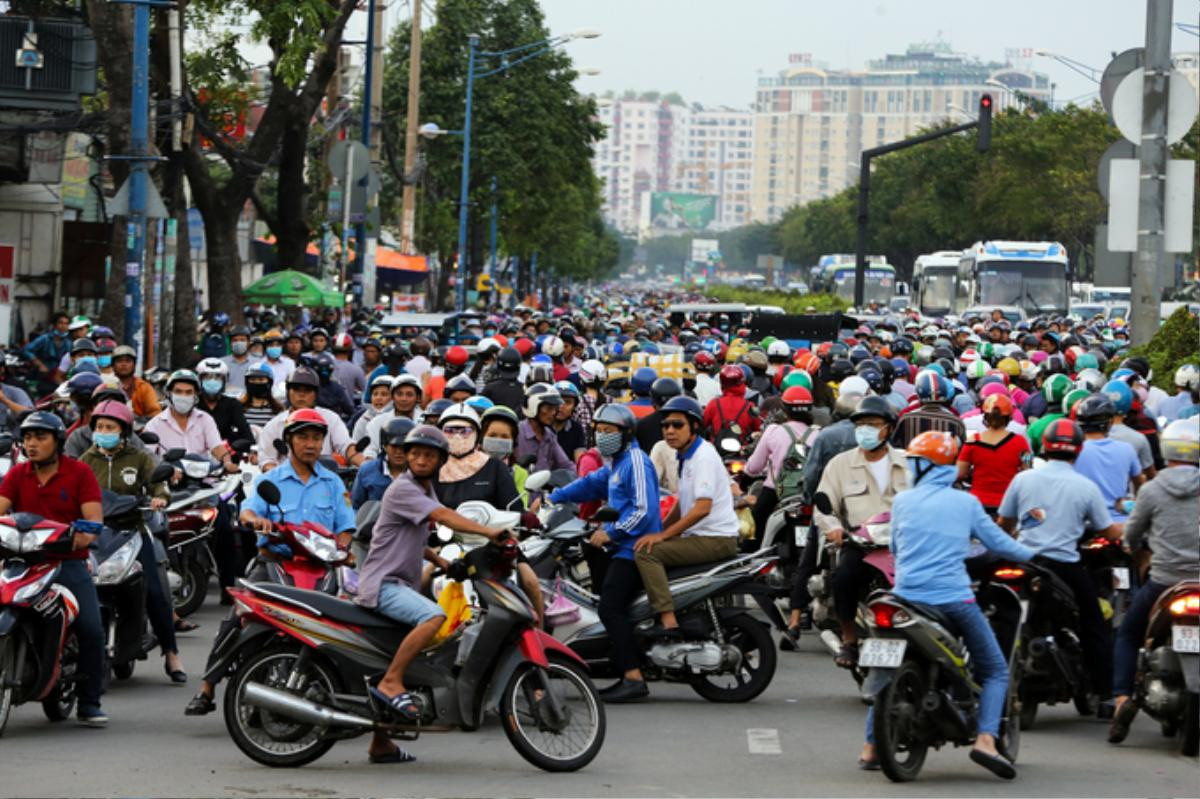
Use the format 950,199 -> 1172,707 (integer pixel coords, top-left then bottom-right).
1062,387 -> 1090,416
1041,373 -> 1073,404
979,342 -> 995,362
781,370 -> 813,392
965,360 -> 989,381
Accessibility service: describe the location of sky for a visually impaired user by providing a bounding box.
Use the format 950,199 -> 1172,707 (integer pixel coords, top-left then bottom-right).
359,0 -> 1199,112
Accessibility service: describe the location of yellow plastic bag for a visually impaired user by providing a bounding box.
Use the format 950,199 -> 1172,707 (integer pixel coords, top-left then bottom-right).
432,581 -> 471,644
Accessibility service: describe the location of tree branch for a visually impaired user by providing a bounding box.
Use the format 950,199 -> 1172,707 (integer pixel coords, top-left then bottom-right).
250,188 -> 279,237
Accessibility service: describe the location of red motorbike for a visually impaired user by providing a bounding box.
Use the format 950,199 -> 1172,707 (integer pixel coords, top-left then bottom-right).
0,515 -> 104,734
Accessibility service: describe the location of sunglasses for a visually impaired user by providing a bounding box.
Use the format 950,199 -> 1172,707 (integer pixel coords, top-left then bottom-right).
660,419 -> 689,430
441,425 -> 475,437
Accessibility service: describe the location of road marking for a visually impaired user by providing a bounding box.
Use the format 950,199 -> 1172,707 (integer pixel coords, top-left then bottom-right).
747,727 -> 781,754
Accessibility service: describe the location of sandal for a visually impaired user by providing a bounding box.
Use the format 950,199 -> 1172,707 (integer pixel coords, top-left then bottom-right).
369,686 -> 421,722
369,747 -> 417,764
834,642 -> 859,669
184,692 -> 215,716
174,618 -> 200,633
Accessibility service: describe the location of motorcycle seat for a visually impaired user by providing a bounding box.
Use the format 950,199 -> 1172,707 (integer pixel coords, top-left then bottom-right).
900,599 -> 962,638
246,583 -> 406,630
101,492 -> 139,519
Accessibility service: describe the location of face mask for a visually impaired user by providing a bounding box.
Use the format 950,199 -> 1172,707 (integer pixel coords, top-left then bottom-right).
596,431 -> 624,457
266,346 -> 283,360
97,355 -> 112,368
247,382 -> 270,399
855,424 -> 883,451
448,431 -> 478,457
93,431 -> 121,450
481,436 -> 513,458
231,341 -> 248,356
76,356 -> 97,370
202,379 -> 224,396
170,393 -> 196,414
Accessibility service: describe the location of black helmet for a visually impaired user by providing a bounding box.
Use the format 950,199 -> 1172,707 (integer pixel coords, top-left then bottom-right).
496,347 -> 521,375
71,337 -> 98,354
891,338 -> 913,356
849,395 -> 898,426
1075,392 -> 1116,432
379,417 -> 417,450
422,398 -> 454,423
287,367 -> 320,390
402,424 -> 450,463
229,325 -> 252,338
445,374 -> 477,397
19,410 -> 67,447
649,377 -> 683,408
856,365 -> 884,393
659,395 -> 704,427
829,358 -> 855,382
1042,417 -> 1085,458
1042,354 -> 1068,376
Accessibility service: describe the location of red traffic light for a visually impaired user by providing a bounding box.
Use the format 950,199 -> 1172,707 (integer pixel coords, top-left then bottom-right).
980,94 -> 993,109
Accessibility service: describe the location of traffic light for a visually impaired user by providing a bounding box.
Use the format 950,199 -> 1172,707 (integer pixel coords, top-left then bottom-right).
977,94 -> 992,152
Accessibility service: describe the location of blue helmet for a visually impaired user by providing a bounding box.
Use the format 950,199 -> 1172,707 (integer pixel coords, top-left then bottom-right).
464,395 -> 494,413
631,367 -> 657,396
554,380 -> 581,399
914,370 -> 951,404
1102,379 -> 1134,414
660,395 -> 704,426
246,361 -> 274,381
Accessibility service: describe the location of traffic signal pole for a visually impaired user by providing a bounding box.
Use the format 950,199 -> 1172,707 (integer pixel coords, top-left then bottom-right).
853,97 -> 991,308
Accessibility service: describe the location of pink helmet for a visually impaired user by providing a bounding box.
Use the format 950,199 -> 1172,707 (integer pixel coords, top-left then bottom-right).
1029,350 -> 1049,366
979,381 -> 1008,400
90,399 -> 134,433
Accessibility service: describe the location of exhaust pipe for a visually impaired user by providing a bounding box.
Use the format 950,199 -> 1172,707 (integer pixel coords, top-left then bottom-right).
241,682 -> 376,730
819,629 -> 843,657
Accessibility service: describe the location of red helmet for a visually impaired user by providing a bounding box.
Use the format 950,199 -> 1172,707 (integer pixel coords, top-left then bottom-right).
331,333 -> 354,351
90,399 -> 134,433
1041,418 -> 1084,456
781,385 -> 813,408
815,342 -> 834,359
773,364 -> 793,389
446,346 -> 470,367
694,350 -> 716,371
512,338 -> 535,357
284,408 -> 328,438
719,364 -> 745,390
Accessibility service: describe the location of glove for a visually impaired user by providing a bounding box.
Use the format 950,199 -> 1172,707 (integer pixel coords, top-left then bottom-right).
446,559 -> 471,582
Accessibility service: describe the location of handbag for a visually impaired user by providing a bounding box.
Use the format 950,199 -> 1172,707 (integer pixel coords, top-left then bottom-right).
544,577 -> 581,626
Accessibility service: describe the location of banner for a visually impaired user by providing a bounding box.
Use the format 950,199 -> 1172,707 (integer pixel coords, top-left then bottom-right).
647,192 -> 717,231
391,293 -> 425,312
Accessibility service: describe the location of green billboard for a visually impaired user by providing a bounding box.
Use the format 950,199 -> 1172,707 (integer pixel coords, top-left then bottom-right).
648,192 -> 718,231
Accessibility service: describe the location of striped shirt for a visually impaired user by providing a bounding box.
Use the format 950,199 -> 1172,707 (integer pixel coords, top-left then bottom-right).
242,403 -> 278,430
891,403 -> 966,448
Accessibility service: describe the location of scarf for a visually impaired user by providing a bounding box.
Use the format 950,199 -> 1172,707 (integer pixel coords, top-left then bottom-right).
439,450 -> 490,483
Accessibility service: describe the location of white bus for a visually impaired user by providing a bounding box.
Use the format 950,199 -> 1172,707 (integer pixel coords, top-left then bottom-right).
958,241 -> 1071,317
911,250 -> 963,317
815,254 -> 894,306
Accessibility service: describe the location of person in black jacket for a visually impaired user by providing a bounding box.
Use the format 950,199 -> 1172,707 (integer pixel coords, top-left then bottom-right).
635,377 -> 683,454
482,347 -> 525,412
196,358 -> 252,445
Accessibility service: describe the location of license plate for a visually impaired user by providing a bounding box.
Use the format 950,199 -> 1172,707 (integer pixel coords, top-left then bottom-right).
794,526 -> 807,546
1019,599 -> 1030,624
1172,625 -> 1200,654
1112,567 -> 1130,590
859,638 -> 907,668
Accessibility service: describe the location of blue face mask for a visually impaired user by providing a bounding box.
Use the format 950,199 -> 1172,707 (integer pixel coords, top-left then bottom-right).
202,379 -> 224,396
76,356 -> 98,370
266,346 -> 283,360
97,355 -> 112,368
93,431 -> 121,450
854,424 -> 883,451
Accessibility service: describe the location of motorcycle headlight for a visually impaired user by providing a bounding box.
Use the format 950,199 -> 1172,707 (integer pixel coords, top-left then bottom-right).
866,522 -> 891,547
183,460 -> 211,480
95,536 -> 142,585
13,569 -> 57,604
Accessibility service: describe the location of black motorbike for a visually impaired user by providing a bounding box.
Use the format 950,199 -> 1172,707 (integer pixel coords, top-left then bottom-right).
1124,580 -> 1199,756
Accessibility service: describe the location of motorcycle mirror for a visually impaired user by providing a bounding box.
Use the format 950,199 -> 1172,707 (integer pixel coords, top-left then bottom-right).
517,453 -> 538,469
813,491 -> 833,515
163,447 -> 186,462
318,457 -> 340,473
229,438 -> 252,453
273,438 -> 287,457
138,431 -> 160,446
524,470 -> 551,492
592,506 -> 620,523
719,437 -> 741,454
0,433 -> 12,456
256,480 -> 282,506
355,436 -> 370,453
149,462 -> 174,484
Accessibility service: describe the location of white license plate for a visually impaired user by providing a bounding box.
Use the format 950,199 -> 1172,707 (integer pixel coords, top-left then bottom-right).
1112,567 -> 1131,590
859,638 -> 907,668
794,526 -> 807,546
1172,625 -> 1200,654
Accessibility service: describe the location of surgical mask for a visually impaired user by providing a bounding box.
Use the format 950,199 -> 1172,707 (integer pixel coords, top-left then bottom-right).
97,355 -> 112,368
76,356 -> 97,370
202,379 -> 224,396
481,436 -> 513,458
266,345 -> 283,360
93,431 -> 121,450
230,341 -> 248,356
170,393 -> 196,414
596,431 -> 624,457
448,431 -> 478,457
855,424 -> 884,451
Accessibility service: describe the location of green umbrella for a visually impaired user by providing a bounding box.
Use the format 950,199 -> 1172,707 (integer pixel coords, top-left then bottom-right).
242,270 -> 343,308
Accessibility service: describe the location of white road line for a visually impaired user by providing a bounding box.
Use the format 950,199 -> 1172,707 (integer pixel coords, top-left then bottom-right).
747,727 -> 781,755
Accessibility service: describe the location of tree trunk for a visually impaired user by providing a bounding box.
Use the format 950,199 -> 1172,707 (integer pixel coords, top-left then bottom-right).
273,112 -> 311,273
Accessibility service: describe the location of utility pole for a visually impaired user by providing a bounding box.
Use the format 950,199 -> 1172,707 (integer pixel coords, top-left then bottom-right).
1131,0 -> 1172,347
399,0 -> 423,254
357,0 -> 386,310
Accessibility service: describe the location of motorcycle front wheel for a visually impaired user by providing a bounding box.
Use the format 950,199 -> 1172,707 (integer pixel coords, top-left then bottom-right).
500,655 -> 605,772
41,632 -> 78,722
0,635 -> 15,737
875,660 -> 929,782
689,613 -> 777,703
224,643 -> 341,768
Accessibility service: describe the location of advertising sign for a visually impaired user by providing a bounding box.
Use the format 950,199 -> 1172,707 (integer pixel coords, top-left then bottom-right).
648,192 -> 717,231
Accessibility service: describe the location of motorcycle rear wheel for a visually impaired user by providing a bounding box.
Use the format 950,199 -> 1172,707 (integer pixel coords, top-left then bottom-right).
875,660 -> 929,783
689,614 -> 777,703
224,643 -> 341,768
112,661 -> 135,681
1181,693 -> 1199,757
174,557 -> 209,618
500,655 -> 605,772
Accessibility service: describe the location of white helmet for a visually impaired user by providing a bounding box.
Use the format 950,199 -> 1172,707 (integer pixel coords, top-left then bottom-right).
767,340 -> 791,359
541,335 -> 565,358
578,359 -> 607,385
1174,363 -> 1199,392
369,374 -> 395,391
437,402 -> 481,431
523,383 -> 563,419
1160,417 -> 1199,464
197,357 -> 229,378
1074,368 -> 1105,394
477,337 -> 501,355
838,375 -> 871,397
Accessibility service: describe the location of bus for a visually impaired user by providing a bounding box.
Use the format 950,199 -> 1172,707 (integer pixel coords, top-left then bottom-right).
815,254 -> 894,307
911,250 -> 963,317
957,241 -> 1070,317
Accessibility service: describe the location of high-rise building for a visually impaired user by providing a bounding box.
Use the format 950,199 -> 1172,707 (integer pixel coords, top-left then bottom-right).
750,43 -> 1052,223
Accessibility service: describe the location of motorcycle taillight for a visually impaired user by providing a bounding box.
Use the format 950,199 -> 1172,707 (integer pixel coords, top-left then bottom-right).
1168,593 -> 1200,617
870,602 -> 909,628
993,566 -> 1026,581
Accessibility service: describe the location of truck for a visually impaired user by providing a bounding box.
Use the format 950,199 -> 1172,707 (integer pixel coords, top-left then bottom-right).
957,241 -> 1070,318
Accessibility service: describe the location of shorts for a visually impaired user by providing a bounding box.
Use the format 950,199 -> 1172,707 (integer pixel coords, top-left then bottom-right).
374,580 -> 444,626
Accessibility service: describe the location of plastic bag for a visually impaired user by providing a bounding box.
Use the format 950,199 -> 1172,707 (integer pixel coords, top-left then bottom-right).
544,577 -> 581,627
433,581 -> 471,644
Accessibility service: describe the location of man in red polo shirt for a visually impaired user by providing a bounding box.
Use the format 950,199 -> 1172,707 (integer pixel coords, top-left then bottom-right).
0,411 -> 108,726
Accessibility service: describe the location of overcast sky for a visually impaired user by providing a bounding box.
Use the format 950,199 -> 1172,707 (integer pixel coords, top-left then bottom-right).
364,0 -> 1198,112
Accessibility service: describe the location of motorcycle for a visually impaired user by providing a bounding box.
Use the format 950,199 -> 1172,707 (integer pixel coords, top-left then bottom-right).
0,515 -> 104,734
94,490 -> 161,681
1078,533 -> 1135,627
212,534 -> 606,771
860,582 -> 1023,782
1125,580 -> 1199,756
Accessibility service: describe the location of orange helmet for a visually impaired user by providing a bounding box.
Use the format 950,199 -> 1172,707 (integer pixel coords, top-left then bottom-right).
793,351 -> 821,375
982,393 -> 1015,418
905,430 -> 961,465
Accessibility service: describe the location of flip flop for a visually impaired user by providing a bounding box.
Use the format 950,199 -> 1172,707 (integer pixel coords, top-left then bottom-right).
857,757 -> 881,771
834,642 -> 859,669
970,749 -> 1016,780
369,747 -> 417,764
174,619 -> 200,633
369,686 -> 421,722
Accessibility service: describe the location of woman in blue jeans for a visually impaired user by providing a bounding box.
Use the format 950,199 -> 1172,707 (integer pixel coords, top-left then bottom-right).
859,432 -> 1033,779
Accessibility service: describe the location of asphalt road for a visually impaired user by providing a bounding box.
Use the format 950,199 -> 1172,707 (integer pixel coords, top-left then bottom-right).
2,601 -> 1197,798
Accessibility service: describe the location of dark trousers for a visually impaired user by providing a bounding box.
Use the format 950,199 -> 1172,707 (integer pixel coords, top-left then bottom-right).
582,542 -> 610,594
213,502 -> 246,592
56,560 -> 105,709
790,526 -> 820,612
832,545 -> 870,626
136,533 -> 177,654
1042,558 -> 1114,696
597,558 -> 644,675
1112,579 -> 1168,698
744,486 -> 779,553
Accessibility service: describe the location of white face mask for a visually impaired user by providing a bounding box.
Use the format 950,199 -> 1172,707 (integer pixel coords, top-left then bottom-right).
170,393 -> 196,414
448,431 -> 478,457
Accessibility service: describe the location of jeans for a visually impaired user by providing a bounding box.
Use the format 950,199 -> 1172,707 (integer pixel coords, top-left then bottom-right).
1040,558 -> 1113,696
866,599 -> 1009,744
597,559 -> 644,675
374,581 -> 443,626
214,502 -> 240,592
136,532 -> 177,654
1112,579 -> 1167,698
56,560 -> 105,710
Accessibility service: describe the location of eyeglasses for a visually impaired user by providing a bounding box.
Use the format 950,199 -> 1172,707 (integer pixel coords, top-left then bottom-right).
660,419 -> 688,430
441,425 -> 475,437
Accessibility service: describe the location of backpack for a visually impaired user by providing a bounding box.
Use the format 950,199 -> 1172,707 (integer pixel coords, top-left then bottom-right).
712,397 -> 755,446
773,423 -> 817,501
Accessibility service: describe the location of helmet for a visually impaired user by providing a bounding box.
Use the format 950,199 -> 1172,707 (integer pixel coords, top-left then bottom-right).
496,347 -> 522,375
1063,387 -> 1090,417
165,369 -> 201,393
906,431 -> 960,466
1041,353 -> 1069,376
246,362 -> 274,382
20,410 -> 67,446
445,346 -> 470,368
111,345 -> 136,361
578,359 -> 607,385
848,345 -> 871,366
767,340 -> 791,360
743,349 -> 769,371
1075,393 -> 1116,432
914,370 -> 951,404
71,337 -> 98,354
982,393 -> 1014,418
856,366 -> 884,393
593,403 -> 636,432
68,315 -> 91,332
1073,367 -> 1104,394
91,382 -> 127,405
331,333 -> 354,351
850,395 -> 898,425
1041,418 -> 1084,457
1175,364 -> 1200,392
67,371 -> 103,398
438,402 -> 481,431
554,379 -> 582,400
480,405 -> 520,438
693,350 -> 717,372
541,336 -> 565,358
527,363 -> 555,385
781,370 -> 813,392
308,327 -> 329,341
719,364 -> 746,390
476,337 -> 501,357
90,399 -> 134,433
781,385 -> 814,409
631,367 -> 657,396
793,352 -> 821,375
445,374 -> 477,397
422,398 -> 454,422
1120,356 -> 1152,380
283,408 -> 328,438
965,360 -> 990,381
838,375 -> 870,398
523,384 -> 563,418
465,395 -> 494,413
197,357 -> 229,378
1101,379 -> 1134,415
1018,359 -> 1039,381
659,396 -> 704,427
1074,352 -> 1099,371
1041,373 -> 1073,404
286,367 -> 320,390
379,417 -> 416,450
650,377 -> 682,407
829,359 -> 855,382
1160,417 -> 1200,464
369,373 -> 394,392
402,424 -> 450,463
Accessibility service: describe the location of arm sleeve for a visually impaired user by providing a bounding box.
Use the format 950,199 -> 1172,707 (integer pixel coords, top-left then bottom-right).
812,460 -> 844,534
333,487 -> 356,533
1126,447 -> 1142,479
612,456 -> 653,537
243,476 -> 269,518
1121,485 -> 1153,551
549,467 -> 611,505
350,469 -> 367,510
0,468 -> 19,504
970,498 -> 1033,561
328,413 -> 352,456
77,467 -> 103,507
256,417 -> 282,467
140,454 -> 170,502
744,427 -> 773,478
802,436 -> 828,499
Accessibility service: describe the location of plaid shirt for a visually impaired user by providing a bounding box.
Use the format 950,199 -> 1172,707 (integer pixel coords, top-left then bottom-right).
576,392 -> 602,448
891,403 -> 966,448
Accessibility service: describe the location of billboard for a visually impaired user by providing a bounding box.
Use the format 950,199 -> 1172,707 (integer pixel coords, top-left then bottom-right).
647,192 -> 717,231
690,238 -> 720,263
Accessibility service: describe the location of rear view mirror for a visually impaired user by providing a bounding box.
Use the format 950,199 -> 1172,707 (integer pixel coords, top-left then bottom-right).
0,433 -> 12,456
229,438 -> 252,454
524,470 -> 551,492
138,431 -> 160,446
592,506 -> 620,523
149,462 -> 174,484
813,491 -> 833,515
163,447 -> 185,462
256,480 -> 282,505
356,436 -> 371,453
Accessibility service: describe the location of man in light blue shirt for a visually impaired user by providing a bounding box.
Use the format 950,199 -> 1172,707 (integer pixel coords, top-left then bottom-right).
1071,393 -> 1146,521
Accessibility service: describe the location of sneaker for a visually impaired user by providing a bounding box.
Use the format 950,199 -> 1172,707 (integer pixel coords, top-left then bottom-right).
77,706 -> 109,727
601,679 -> 649,704
1108,699 -> 1139,744
779,626 -> 801,652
